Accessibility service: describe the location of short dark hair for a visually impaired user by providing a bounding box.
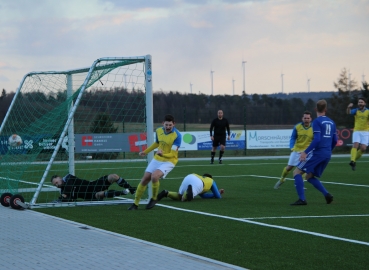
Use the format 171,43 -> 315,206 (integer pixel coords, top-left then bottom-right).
203,173 -> 213,179
164,114 -> 175,122
50,175 -> 58,182
359,97 -> 367,104
316,99 -> 327,113
303,110 -> 312,116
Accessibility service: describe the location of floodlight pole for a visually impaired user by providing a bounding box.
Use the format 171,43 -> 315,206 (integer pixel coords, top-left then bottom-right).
211,70 -> 214,95
242,61 -> 246,94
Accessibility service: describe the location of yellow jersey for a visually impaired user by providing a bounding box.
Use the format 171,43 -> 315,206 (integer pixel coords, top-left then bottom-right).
144,127 -> 182,165
350,108 -> 369,131
290,122 -> 313,152
193,173 -> 213,192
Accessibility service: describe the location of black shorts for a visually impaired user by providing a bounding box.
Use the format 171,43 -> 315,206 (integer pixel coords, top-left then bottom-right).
78,175 -> 110,200
212,136 -> 226,148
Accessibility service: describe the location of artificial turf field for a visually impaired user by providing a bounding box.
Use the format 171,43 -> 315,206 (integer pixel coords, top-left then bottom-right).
33,156 -> 369,269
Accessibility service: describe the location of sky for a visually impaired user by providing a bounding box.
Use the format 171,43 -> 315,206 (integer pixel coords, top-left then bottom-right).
0,0 -> 368,96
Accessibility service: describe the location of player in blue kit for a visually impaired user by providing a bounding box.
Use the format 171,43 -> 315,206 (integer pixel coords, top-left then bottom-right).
291,99 -> 337,206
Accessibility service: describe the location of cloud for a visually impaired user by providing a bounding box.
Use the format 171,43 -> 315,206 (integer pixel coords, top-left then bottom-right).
0,75 -> 9,82
0,0 -> 368,95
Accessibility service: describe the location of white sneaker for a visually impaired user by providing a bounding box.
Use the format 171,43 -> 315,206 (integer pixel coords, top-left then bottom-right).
274,180 -> 284,189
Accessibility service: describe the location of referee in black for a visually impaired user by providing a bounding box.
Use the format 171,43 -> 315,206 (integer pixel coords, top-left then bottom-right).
210,110 -> 230,164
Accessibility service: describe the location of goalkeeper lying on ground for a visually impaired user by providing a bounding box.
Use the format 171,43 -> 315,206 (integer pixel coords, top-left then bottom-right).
157,173 -> 224,202
50,174 -> 136,202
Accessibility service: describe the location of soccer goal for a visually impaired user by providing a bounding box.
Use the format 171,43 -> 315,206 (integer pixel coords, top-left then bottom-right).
0,56 -> 154,209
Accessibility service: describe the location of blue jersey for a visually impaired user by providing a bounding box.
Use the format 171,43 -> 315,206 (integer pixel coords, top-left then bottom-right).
304,116 -> 337,158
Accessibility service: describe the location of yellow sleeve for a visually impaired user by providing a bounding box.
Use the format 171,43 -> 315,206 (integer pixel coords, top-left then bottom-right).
144,142 -> 159,154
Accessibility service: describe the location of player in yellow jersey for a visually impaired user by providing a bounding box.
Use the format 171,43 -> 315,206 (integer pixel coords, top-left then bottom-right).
274,111 -> 313,189
128,114 -> 182,210
347,97 -> 369,171
156,173 -> 224,202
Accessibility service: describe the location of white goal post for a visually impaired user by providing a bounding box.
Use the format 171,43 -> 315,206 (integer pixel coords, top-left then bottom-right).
0,55 -> 154,208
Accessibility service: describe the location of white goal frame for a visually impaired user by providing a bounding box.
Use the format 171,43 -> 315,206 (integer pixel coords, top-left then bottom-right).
1,56 -> 154,208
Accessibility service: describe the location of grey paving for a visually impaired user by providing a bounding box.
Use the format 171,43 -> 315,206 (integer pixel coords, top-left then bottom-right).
0,205 -> 246,270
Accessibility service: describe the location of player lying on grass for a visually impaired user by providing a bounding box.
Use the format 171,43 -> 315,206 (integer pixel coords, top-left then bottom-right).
157,173 -> 224,202
50,174 -> 136,202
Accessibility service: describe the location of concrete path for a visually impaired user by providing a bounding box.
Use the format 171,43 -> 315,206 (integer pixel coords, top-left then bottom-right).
0,205 -> 246,270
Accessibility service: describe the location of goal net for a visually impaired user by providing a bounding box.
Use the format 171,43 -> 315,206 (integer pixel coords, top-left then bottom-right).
0,56 -> 154,208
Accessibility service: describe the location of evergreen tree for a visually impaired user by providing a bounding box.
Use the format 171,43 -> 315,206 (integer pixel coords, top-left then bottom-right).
89,112 -> 118,159
90,113 -> 118,133
329,68 -> 358,126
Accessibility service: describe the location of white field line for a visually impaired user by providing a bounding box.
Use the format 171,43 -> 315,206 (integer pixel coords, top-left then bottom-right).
243,214 -> 369,220
157,204 -> 369,247
165,174 -> 369,188
244,174 -> 369,188
0,177 -> 59,190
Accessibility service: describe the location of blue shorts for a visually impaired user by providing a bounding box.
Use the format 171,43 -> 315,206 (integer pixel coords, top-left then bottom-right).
297,152 -> 331,178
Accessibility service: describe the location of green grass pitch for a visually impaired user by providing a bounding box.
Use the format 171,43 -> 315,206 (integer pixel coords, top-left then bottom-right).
34,156 -> 369,269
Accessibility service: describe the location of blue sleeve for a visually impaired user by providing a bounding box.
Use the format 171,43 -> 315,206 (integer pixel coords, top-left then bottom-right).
155,129 -> 159,143
173,129 -> 182,147
199,181 -> 222,199
332,129 -> 338,151
350,108 -> 357,115
304,121 -> 321,153
304,132 -> 321,154
290,126 -> 298,149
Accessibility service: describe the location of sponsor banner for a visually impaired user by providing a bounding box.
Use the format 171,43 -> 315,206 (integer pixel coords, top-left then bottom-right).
336,128 -> 353,147
0,128 -> 354,154
180,130 -> 245,151
0,134 -> 61,155
247,130 -> 291,149
75,133 -> 147,153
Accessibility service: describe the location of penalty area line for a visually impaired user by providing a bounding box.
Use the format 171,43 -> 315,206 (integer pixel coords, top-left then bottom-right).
243,214 -> 369,220
157,203 -> 369,247
246,174 -> 369,188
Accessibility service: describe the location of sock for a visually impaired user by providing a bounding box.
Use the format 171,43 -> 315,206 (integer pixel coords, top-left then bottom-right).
280,167 -> 289,182
152,181 -> 160,200
356,149 -> 363,161
168,191 -> 181,200
219,150 -> 224,160
134,183 -> 147,206
307,177 -> 328,196
211,151 -> 215,160
293,174 -> 305,201
351,148 -> 357,162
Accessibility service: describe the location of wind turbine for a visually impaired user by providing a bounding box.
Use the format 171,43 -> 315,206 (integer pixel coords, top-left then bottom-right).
210,70 -> 214,95
232,78 -> 235,96
281,72 -> 284,93
307,77 -> 311,93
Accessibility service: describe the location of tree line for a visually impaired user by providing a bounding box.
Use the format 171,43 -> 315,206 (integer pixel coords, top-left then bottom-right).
1,68 -> 368,129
